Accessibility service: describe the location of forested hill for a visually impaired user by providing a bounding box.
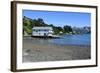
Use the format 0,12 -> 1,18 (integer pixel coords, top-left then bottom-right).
23,16 -> 73,35
23,16 -> 90,35
23,16 -> 48,35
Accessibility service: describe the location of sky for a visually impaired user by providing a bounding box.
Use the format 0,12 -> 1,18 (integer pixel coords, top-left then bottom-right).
23,10 -> 91,27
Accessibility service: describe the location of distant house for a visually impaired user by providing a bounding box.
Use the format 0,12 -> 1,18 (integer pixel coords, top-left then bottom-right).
32,27 -> 53,37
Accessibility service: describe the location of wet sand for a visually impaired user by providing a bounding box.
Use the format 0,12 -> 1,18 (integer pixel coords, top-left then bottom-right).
23,37 -> 91,62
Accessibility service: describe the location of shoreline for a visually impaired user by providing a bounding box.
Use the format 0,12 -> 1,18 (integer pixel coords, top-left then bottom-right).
23,37 -> 91,62
23,36 -> 90,46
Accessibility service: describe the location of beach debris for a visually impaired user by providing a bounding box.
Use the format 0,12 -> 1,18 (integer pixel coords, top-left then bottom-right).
23,49 -> 31,56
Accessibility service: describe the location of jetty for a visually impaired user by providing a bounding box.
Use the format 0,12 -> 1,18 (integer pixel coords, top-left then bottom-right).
31,35 -> 61,38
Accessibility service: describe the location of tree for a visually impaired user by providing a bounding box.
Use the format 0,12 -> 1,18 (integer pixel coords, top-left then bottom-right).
23,16 -> 32,35
37,18 -> 44,25
63,25 -> 73,33
52,26 -> 63,35
23,16 -> 74,36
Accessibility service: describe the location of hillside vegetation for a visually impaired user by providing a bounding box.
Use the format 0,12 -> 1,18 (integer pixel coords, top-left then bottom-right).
23,16 -> 90,35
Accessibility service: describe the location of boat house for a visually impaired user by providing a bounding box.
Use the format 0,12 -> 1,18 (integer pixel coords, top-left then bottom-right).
32,27 -> 53,37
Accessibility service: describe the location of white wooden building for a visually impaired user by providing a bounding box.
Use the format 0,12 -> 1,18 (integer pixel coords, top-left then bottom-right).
32,27 -> 53,37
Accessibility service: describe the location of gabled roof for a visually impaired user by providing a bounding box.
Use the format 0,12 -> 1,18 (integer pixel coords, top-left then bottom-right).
32,27 -> 53,30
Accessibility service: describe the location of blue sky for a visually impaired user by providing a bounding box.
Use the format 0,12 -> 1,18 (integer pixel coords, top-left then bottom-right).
23,10 -> 91,27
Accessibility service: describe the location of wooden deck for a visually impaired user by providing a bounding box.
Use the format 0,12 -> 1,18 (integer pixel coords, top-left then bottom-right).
31,35 -> 61,38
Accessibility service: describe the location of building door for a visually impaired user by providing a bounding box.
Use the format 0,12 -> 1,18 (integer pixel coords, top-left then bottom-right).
44,33 -> 47,36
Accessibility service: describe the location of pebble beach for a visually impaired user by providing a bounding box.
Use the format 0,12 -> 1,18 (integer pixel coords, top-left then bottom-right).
23,37 -> 91,62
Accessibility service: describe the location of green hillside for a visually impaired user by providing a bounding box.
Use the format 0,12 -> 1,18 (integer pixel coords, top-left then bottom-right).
23,16 -> 82,36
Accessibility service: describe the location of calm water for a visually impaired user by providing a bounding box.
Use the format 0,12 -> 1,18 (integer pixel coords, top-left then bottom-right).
49,34 -> 91,46
30,34 -> 91,46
